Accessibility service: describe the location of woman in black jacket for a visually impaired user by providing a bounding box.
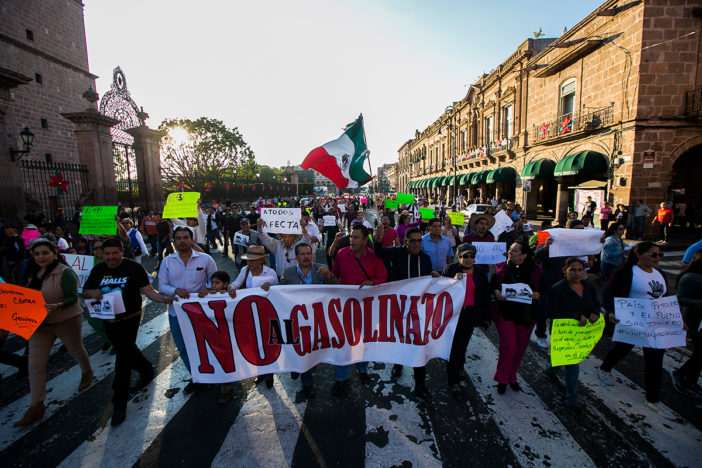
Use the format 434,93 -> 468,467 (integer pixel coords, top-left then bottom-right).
441,243 -> 491,398
597,241 -> 674,419
548,257 -> 601,408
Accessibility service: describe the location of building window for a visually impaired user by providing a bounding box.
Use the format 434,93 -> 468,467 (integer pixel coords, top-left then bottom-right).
45,153 -> 52,163
559,78 -> 576,117
460,130 -> 466,151
35,73 -> 43,85
470,121 -> 478,146
41,118 -> 48,129
26,29 -> 34,41
484,116 -> 494,144
502,105 -> 513,139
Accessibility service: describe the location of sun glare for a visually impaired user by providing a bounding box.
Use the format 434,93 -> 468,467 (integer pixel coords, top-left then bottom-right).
168,126 -> 189,146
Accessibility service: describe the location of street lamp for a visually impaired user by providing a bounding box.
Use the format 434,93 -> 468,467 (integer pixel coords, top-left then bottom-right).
10,127 -> 34,161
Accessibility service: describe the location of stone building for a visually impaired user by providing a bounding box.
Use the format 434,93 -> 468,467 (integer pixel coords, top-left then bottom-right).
376,162 -> 395,192
385,163 -> 398,192
400,0 -> 702,227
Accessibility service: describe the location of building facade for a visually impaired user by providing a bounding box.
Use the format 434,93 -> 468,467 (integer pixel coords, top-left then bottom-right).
376,162 -> 395,192
400,0 -> 702,226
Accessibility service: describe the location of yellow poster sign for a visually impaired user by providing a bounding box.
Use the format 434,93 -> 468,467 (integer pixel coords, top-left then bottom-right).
550,315 -> 604,366
448,212 -> 465,225
163,192 -> 201,218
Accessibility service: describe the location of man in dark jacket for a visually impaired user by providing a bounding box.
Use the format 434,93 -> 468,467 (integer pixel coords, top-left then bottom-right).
441,243 -> 491,398
374,224 -> 436,399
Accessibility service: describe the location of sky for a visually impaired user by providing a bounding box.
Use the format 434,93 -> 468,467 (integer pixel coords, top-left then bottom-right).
83,0 -> 603,175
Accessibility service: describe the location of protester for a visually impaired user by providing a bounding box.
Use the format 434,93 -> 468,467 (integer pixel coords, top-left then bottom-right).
598,242 -> 674,419
158,226 -> 217,394
330,223 -> 387,397
533,235 -> 568,348
374,224 -> 435,398
441,216 -> 459,249
233,217 -> 260,268
122,218 -> 148,263
601,222 -> 627,282
280,242 -> 336,399
441,243 -> 491,398
205,207 -> 222,250
356,211 -> 373,229
156,216 -> 173,264
669,250 -> 702,394
491,240 -> 543,394
547,257 -> 600,408
13,238 -> 93,427
82,238 -> 173,426
652,201 -> 674,244
379,214 -> 400,247
396,213 -> 421,244
140,210 -> 160,256
422,218 -> 455,273
300,216 -> 320,260
632,199 -> 652,240
257,218 -> 301,277
599,201 -> 613,231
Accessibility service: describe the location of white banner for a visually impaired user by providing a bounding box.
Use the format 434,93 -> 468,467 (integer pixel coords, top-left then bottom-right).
501,283 -> 533,304
62,254 -> 94,293
174,276 -> 465,383
474,242 -> 506,264
490,210 -> 513,238
546,228 -> 604,257
613,296 -> 686,349
261,208 -> 302,234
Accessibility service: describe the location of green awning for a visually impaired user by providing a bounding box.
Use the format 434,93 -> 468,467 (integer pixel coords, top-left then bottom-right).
554,151 -> 608,177
521,159 -> 556,180
421,179 -> 429,187
429,177 -> 440,188
471,170 -> 490,185
459,173 -> 472,185
446,175 -> 456,185
486,166 -> 517,184
439,176 -> 449,186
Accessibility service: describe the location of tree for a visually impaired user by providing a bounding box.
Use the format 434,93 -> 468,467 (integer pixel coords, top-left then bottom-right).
159,117 -> 254,192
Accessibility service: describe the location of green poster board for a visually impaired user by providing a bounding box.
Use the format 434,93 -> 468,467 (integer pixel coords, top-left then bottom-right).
78,206 -> 118,235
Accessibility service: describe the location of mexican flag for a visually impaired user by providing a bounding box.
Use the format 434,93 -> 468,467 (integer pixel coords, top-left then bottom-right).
301,115 -> 373,190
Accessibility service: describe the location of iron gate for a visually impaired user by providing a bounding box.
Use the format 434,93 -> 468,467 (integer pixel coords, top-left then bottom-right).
21,160 -> 89,219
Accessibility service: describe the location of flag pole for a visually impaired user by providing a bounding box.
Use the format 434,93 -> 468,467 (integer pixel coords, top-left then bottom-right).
359,113 -> 374,192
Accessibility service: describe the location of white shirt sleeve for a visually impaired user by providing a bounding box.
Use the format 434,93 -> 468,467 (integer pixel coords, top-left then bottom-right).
232,267 -> 248,290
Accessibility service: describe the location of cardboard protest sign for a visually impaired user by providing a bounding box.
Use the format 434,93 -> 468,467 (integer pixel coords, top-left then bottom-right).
613,296 -> 686,348
537,230 -> 550,247
448,212 -> 465,225
385,199 -> 398,209
550,315 -> 604,366
62,254 -> 94,293
396,193 -> 415,205
78,206 -> 118,235
338,204 -> 346,213
475,242 -> 506,264
490,210 -> 513,238
233,232 -> 249,246
546,228 -> 604,257
21,229 -> 39,247
261,208 -> 302,234
86,290 -> 126,320
360,197 -> 368,204
501,283 -> 533,304
0,283 -> 47,339
419,208 -> 434,220
322,215 -> 336,227
162,192 -> 201,219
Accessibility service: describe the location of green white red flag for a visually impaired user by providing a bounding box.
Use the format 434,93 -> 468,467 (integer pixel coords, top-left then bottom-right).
301,115 -> 373,190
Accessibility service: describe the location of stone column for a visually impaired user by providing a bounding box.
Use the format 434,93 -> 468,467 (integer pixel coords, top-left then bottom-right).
61,110 -> 119,206
523,179 -> 539,217
127,126 -> 165,212
0,68 -> 32,223
555,180 -> 570,225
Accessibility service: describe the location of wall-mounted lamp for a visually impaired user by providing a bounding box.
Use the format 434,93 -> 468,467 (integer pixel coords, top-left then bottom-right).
10,127 -> 34,161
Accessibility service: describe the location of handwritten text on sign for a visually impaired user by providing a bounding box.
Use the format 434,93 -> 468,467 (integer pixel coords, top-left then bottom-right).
62,254 -> 94,293
474,242 -> 506,264
174,276 -> 465,383
261,208 -> 302,234
546,228 -> 604,257
550,315 -> 604,366
162,192 -> 201,218
0,283 -> 47,340
613,296 -> 686,349
79,206 -> 118,235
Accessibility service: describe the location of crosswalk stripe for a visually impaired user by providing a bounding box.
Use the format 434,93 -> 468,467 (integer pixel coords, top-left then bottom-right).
57,358 -> 192,468
211,373 -> 307,467
0,311 -> 169,451
467,330 -> 596,467
365,365 -> 441,467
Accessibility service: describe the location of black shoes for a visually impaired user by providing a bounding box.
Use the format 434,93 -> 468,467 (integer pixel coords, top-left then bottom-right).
509,382 -> 521,392
497,383 -> 507,395
111,403 -> 127,426
358,372 -> 370,385
332,380 -> 349,397
391,365 -> 403,379
303,385 -> 316,399
414,384 -> 431,400
132,369 -> 155,391
183,379 -> 201,395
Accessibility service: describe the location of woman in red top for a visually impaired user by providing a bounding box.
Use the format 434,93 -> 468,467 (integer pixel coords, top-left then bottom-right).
652,202 -> 674,244
599,201 -> 613,232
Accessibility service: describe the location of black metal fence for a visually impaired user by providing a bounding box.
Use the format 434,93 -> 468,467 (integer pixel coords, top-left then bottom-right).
21,160 -> 89,219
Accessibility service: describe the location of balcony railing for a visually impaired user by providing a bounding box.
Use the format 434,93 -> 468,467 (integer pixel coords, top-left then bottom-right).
685,86 -> 702,117
532,104 -> 614,143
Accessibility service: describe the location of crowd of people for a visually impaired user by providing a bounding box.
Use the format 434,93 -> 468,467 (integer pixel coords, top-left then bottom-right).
1,193 -> 700,430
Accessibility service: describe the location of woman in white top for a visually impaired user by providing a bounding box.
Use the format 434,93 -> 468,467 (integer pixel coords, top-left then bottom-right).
121,219 -> 149,264
229,245 -> 278,388
441,216 -> 458,248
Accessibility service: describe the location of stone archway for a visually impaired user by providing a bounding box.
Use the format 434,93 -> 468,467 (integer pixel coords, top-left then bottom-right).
668,143 -> 702,229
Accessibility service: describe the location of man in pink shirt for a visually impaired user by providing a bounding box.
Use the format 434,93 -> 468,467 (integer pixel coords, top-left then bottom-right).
330,223 -> 388,397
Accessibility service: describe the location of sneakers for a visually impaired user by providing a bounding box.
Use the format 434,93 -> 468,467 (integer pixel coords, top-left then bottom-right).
536,337 -> 548,348
597,368 -> 614,386
111,403 -> 127,426
646,401 -> 676,420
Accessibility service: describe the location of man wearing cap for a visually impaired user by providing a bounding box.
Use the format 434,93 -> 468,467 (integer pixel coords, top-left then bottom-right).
441,243 -> 491,397
421,218 -> 454,273
158,225 -> 217,393
257,218 -> 301,277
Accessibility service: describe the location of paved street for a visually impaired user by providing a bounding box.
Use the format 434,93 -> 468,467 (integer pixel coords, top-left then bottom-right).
1,229 -> 700,467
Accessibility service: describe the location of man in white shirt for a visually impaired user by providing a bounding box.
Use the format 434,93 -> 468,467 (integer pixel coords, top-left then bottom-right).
356,211 -> 373,230
257,218 -> 301,277
158,226 -> 217,393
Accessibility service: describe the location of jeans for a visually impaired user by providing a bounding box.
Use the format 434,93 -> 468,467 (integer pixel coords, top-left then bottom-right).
549,364 -> 580,406
301,366 -> 316,386
632,216 -> 645,239
535,290 -> 550,339
168,313 -> 191,373
601,262 -> 618,283
206,229 -> 221,249
104,314 -> 153,405
659,223 -> 671,242
334,362 -> 368,381
447,306 -> 476,385
601,342 -> 664,403
147,234 -> 158,256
